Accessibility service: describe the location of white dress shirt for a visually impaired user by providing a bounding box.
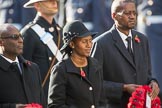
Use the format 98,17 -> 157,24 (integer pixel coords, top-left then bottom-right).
1,55 -> 22,74
116,28 -> 133,51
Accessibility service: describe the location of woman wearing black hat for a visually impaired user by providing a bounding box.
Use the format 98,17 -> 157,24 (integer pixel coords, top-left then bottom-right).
48,20 -> 105,108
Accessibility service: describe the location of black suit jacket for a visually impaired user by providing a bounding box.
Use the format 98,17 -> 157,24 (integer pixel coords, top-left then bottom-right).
0,55 -> 46,108
91,25 -> 153,107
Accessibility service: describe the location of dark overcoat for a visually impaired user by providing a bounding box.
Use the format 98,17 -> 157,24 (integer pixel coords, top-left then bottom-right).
91,25 -> 153,108
0,55 -> 46,108
48,57 -> 104,108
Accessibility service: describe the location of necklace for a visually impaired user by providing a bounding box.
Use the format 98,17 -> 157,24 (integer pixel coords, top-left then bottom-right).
70,55 -> 87,67
71,56 -> 87,77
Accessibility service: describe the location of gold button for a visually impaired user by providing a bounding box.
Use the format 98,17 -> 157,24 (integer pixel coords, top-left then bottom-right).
49,27 -> 54,32
148,0 -> 153,6
77,8 -> 83,14
146,10 -> 152,16
91,105 -> 95,108
9,9 -> 14,14
89,87 -> 93,91
49,57 -> 52,61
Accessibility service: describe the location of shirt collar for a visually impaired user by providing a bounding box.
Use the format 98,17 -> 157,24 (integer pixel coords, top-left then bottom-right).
0,55 -> 19,63
116,28 -> 132,41
34,15 -> 56,27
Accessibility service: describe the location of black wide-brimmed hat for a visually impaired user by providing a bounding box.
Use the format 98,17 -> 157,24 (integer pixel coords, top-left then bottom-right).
60,20 -> 97,51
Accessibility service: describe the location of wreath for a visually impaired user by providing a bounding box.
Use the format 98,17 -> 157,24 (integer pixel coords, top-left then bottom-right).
25,103 -> 43,108
127,85 -> 161,108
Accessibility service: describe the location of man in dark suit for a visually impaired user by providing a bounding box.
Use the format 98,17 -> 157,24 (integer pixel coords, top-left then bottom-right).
0,24 -> 46,108
91,0 -> 160,107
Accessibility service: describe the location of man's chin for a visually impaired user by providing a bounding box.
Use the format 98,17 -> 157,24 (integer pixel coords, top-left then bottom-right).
126,25 -> 135,29
48,9 -> 58,15
128,23 -> 136,29
18,51 -> 23,55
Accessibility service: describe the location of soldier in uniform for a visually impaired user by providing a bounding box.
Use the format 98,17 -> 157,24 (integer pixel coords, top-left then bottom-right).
137,0 -> 162,100
21,0 -> 63,99
0,0 -> 36,29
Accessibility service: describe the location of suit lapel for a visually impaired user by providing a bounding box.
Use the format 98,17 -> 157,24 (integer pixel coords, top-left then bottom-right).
111,27 -> 136,69
132,31 -> 141,69
18,56 -> 32,102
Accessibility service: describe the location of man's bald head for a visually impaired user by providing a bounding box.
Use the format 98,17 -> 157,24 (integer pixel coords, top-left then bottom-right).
0,24 -> 19,38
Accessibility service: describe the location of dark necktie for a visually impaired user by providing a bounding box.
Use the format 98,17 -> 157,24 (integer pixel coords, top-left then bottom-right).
126,37 -> 134,60
11,62 -> 21,75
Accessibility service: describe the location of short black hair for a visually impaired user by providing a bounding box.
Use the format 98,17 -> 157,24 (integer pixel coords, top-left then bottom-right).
111,0 -> 136,14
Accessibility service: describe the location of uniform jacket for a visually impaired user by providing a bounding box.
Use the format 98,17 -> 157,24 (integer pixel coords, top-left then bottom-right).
48,57 -> 104,108
21,16 -> 63,97
91,25 -> 153,108
0,55 -> 46,108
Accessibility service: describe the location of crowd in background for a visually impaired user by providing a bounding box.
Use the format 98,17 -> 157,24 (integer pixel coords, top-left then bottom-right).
0,0 -> 36,29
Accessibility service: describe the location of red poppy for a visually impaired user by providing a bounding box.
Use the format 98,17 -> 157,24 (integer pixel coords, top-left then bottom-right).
26,60 -> 31,66
135,35 -> 140,43
80,67 -> 86,77
152,97 -> 161,108
127,85 -> 161,108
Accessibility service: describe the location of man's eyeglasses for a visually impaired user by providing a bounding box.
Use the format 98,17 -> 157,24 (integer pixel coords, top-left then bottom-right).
117,10 -> 137,17
0,34 -> 23,40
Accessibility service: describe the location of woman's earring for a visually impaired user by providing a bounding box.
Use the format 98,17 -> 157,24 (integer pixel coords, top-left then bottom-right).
70,42 -> 75,49
0,46 -> 4,54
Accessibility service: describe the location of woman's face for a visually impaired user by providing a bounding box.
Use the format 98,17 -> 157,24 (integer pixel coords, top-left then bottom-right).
71,35 -> 93,57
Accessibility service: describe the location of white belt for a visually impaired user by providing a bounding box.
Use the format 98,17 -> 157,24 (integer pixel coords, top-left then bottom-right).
146,15 -> 162,24
83,22 -> 93,31
31,24 -> 63,62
